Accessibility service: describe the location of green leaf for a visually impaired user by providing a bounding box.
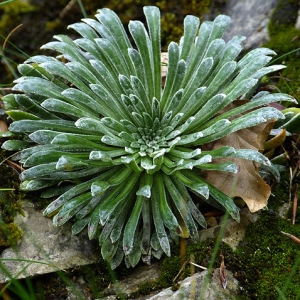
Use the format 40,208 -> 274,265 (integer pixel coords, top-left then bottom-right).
151,182 -> 171,256
123,195 -> 143,255
6,110 -> 40,121
179,15 -> 200,60
2,140 -> 33,151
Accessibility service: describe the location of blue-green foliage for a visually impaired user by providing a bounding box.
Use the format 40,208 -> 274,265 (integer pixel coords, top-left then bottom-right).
1,6 -> 294,268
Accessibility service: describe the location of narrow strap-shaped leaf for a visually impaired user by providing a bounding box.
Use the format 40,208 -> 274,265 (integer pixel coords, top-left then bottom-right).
123,194 -> 144,255
41,98 -> 97,119
72,216 -> 90,235
90,83 -> 130,120
68,22 -> 99,40
130,76 -> 152,112
110,242 -> 125,270
9,119 -> 86,134
43,177 -> 99,216
95,8 -> 133,74
154,172 -> 180,233
39,60 -> 92,95
237,48 -> 276,70
196,107 -> 284,145
144,6 -> 161,99
23,149 -> 88,167
141,197 -> 151,255
101,234 -> 119,262
75,117 -> 117,137
20,179 -> 57,191
179,15 -> 200,61
208,14 -> 231,42
94,38 -> 131,77
185,20 -> 213,78
198,176 -> 240,222
22,163 -> 104,181
13,77 -> 64,100
62,88 -> 114,117
197,162 -> 237,173
228,149 -> 272,166
210,93 -> 293,126
186,93 -> 227,133
151,177 -> 171,256
56,155 -> 89,171
54,192 -> 92,226
74,38 -> 114,73
128,48 -> 146,88
110,194 -> 134,243
41,35 -> 90,68
181,60 -> 211,107
88,205 -> 102,239
66,61 -> 102,85
163,173 -> 198,239
75,195 -> 103,219
129,19 -> 154,101
162,60 -> 186,114
98,174 -> 139,225
126,231 -> 142,267
14,94 -> 60,120
161,42 -> 180,109
173,180 -> 206,228
6,110 -> 40,121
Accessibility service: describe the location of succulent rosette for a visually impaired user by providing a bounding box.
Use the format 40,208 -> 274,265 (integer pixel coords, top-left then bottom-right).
1,6 -> 294,268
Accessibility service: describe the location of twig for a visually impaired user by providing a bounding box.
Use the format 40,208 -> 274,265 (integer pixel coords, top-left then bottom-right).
281,231 -> 300,245
1,24 -> 23,55
292,183 -> 298,225
173,259 -> 189,283
189,261 -> 207,270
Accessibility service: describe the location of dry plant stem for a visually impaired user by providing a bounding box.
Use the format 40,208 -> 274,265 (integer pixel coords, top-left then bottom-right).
6,160 -> 24,172
173,259 -> 189,283
219,252 -> 227,289
179,237 -> 187,269
190,253 -> 195,275
1,24 -> 23,55
289,167 -> 293,201
281,231 -> 300,245
292,183 -> 298,225
189,261 -> 207,270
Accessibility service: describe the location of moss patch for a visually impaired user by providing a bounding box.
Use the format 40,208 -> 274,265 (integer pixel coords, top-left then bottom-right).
0,149 -> 24,248
264,0 -> 300,102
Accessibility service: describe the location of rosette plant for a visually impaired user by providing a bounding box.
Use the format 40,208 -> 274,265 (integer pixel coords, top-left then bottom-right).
1,6 -> 294,268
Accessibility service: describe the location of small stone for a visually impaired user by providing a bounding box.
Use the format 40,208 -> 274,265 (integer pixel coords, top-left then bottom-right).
0,201 -> 101,283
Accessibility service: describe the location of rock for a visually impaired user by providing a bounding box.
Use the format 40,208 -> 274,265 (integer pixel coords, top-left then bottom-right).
219,0 -> 280,49
199,208 -> 259,251
148,269 -> 239,300
0,201 -> 101,283
102,263 -> 161,297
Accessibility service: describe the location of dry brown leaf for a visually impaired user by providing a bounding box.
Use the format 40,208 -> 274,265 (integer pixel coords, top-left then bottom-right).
202,102 -> 275,212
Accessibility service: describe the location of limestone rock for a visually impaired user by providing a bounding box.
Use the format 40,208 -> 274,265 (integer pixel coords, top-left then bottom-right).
0,201 -> 101,283
148,269 -> 239,300
219,0 -> 279,49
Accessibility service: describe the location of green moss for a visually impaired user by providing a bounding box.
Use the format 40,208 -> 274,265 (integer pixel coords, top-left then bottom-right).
0,149 -> 25,247
157,0 -> 211,50
264,0 -> 300,102
0,222 -> 22,247
235,212 -> 300,299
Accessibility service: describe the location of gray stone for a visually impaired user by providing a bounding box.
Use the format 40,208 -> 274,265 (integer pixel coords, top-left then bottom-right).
199,208 -> 259,251
103,263 -> 161,297
220,0 -> 280,50
148,269 -> 239,300
0,201 -> 101,283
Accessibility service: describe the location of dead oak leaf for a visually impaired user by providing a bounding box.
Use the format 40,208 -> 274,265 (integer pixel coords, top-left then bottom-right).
202,120 -> 274,212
